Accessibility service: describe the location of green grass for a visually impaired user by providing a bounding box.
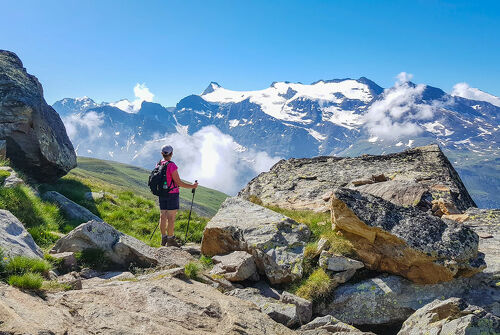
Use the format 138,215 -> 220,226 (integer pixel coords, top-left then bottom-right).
7,272 -> 44,290
5,256 -> 51,275
0,185 -> 63,248
0,170 -> 10,184
74,248 -> 110,271
295,268 -> 332,302
199,255 -> 213,269
41,280 -> 72,292
184,261 -> 200,280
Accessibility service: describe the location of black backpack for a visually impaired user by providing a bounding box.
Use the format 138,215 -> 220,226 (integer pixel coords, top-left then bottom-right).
148,160 -> 175,196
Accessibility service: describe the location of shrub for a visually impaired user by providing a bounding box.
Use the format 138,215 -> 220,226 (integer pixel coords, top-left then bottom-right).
8,272 -> 44,290
199,255 -> 213,269
5,256 -> 51,276
0,170 -> 10,184
295,268 -> 332,302
75,248 -> 109,270
184,261 -> 200,280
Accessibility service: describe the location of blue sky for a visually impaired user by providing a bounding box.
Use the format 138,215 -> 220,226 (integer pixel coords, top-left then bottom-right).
1,0 -> 498,106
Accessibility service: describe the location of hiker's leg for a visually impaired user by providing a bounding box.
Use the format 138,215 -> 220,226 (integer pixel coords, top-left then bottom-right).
160,210 -> 168,236
166,210 -> 177,236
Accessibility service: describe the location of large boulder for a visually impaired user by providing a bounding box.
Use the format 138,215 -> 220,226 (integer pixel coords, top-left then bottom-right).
239,144 -> 475,212
42,191 -> 103,223
316,274 -> 500,327
201,197 -> 310,284
0,50 -> 76,182
50,220 -> 158,268
398,298 -> 500,335
330,188 -> 485,284
299,316 -> 375,335
0,277 -> 296,334
0,209 -> 43,259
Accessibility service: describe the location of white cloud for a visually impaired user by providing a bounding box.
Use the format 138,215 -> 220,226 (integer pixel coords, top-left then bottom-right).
63,111 -> 104,140
133,126 -> 281,195
110,83 -> 155,113
451,82 -> 500,107
363,72 -> 442,141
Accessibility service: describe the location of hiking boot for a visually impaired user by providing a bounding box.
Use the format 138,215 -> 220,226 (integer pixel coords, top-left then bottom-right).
166,236 -> 181,248
161,235 -> 168,247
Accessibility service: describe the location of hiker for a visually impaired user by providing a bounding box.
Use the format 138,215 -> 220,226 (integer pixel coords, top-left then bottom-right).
157,145 -> 198,247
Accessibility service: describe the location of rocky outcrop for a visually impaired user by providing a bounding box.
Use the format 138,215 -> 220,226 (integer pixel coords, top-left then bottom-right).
51,220 -> 158,268
210,251 -> 259,282
0,50 -> 76,182
43,191 -> 103,223
398,298 -> 500,335
226,287 -> 312,327
201,197 -> 310,284
0,209 -> 43,258
239,144 -> 475,212
316,274 -> 500,327
0,166 -> 24,188
330,188 -> 485,284
0,277 -> 296,334
299,316 -> 374,334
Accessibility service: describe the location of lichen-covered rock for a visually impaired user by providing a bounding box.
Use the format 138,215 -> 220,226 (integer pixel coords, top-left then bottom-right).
0,166 -> 24,188
227,288 -> 311,327
50,220 -> 158,268
43,191 -> 103,224
355,180 -> 432,209
0,50 -> 76,182
201,197 -> 310,284
280,291 -> 313,326
316,274 -> 499,327
0,209 -> 43,259
319,251 -> 364,272
239,145 -> 475,212
398,298 -> 500,335
210,251 -> 258,282
330,188 -> 485,284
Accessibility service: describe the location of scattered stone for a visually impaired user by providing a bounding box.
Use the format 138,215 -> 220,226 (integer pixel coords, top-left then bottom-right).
0,50 -> 76,182
154,246 -> 195,269
398,298 -> 500,335
51,220 -> 159,269
316,238 -> 330,255
79,267 -> 101,279
211,251 -> 258,282
239,145 -> 476,213
352,179 -> 374,187
330,269 -> 357,287
330,188 -> 485,284
43,191 -> 103,223
201,197 -> 310,284
181,243 -> 201,256
57,272 -> 82,290
0,209 -> 43,259
48,270 -> 58,281
227,288 -> 305,328
50,252 -> 77,273
371,174 -> 388,182
299,315 -> 374,334
432,197 -> 461,217
356,180 -> 432,209
84,191 -> 105,201
319,251 -> 364,272
280,291 -> 313,325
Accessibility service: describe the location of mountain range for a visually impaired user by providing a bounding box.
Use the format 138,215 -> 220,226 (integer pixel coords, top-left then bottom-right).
52,77 -> 500,207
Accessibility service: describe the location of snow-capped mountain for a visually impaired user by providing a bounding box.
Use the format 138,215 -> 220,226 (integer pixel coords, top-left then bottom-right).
53,77 -> 500,207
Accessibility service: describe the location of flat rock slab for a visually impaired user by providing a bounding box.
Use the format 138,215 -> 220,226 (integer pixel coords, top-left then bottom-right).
319,251 -> 364,272
201,197 -> 310,284
0,277 -> 295,335
355,180 -> 432,209
0,209 -> 43,259
239,144 -> 476,212
398,298 -> 500,335
51,220 -> 158,269
299,315 -> 374,334
316,274 -> 500,327
330,188 -> 485,284
154,246 -> 194,269
43,191 -> 102,224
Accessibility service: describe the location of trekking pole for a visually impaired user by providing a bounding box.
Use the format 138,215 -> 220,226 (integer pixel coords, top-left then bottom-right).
184,180 -> 197,243
149,222 -> 159,242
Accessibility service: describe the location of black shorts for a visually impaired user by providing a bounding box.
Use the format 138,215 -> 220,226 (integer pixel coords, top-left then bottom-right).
159,193 -> 180,210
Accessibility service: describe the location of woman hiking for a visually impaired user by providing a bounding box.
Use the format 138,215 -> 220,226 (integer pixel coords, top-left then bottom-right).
157,145 -> 198,247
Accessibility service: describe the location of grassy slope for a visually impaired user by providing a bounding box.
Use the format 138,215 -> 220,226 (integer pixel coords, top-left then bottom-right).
66,157 -> 227,217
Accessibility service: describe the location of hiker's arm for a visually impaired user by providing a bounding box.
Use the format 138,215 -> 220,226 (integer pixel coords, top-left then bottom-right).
171,170 -> 198,189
